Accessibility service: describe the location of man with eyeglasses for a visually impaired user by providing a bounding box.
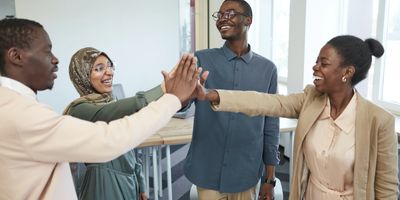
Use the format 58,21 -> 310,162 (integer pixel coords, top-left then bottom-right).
183,0 -> 280,200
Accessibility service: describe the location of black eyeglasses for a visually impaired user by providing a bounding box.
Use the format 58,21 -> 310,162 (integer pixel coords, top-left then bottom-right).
211,10 -> 247,21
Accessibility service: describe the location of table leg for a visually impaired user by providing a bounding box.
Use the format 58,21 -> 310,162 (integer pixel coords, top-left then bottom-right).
152,147 -> 159,200
144,148 -> 150,197
289,131 -> 294,190
166,145 -> 173,200
158,146 -> 163,197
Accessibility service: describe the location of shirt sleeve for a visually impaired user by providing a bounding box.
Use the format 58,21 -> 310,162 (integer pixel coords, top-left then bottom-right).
69,85 -> 163,122
17,94 -> 180,163
262,66 -> 280,166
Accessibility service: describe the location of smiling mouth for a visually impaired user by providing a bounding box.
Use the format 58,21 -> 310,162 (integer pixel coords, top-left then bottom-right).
313,76 -> 323,81
218,22 -> 235,31
220,25 -> 232,31
313,76 -> 324,85
101,79 -> 113,86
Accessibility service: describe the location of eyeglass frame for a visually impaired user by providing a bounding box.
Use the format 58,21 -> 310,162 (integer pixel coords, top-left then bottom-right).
211,10 -> 248,21
92,62 -> 115,73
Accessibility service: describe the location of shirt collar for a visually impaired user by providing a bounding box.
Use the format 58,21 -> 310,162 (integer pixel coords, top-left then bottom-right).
319,103 -> 331,120
0,76 -> 37,100
319,92 -> 357,134
222,41 -> 253,63
335,92 -> 357,134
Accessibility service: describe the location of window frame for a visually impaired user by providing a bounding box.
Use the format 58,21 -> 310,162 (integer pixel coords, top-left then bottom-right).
372,0 -> 400,115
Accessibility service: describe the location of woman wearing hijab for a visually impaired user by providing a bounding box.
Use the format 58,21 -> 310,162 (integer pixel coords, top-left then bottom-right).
196,35 -> 398,199
64,47 -> 162,200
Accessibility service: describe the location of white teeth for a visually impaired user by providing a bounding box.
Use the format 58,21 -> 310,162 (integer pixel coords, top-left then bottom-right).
313,76 -> 323,80
221,26 -> 231,30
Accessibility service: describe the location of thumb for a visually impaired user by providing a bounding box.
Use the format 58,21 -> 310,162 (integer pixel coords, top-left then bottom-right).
200,70 -> 209,85
161,70 -> 168,81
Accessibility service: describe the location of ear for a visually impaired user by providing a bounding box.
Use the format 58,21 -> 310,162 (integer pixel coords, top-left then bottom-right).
6,47 -> 24,66
344,65 -> 355,79
244,16 -> 252,26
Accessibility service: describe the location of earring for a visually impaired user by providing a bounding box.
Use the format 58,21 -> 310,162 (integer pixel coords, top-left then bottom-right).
342,76 -> 347,83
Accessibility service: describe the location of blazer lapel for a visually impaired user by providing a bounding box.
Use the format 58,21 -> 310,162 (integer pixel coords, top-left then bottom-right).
294,92 -> 327,152
291,91 -> 327,198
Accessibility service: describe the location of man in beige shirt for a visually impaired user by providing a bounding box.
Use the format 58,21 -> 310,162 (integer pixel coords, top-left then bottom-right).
0,18 -> 201,200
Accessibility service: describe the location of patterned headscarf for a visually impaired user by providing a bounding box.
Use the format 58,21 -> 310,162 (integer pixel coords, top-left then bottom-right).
63,47 -> 114,114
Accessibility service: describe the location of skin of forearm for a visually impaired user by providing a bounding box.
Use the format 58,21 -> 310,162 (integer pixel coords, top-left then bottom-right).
265,165 -> 275,180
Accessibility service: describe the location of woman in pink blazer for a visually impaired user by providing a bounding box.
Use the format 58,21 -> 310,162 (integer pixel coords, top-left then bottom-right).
199,35 -> 398,200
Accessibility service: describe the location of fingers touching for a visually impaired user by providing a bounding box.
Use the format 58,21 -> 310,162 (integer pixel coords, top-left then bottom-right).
162,53 -> 202,104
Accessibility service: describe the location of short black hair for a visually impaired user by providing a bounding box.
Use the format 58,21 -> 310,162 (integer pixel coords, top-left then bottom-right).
0,18 -> 43,75
327,35 -> 384,86
224,0 -> 253,17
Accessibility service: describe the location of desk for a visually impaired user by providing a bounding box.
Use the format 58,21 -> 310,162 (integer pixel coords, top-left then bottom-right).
158,117 -> 193,145
139,117 -> 297,200
158,117 -> 193,200
138,117 -> 193,200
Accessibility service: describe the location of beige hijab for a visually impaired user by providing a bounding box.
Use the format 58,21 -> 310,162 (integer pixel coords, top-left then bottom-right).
63,47 -> 115,115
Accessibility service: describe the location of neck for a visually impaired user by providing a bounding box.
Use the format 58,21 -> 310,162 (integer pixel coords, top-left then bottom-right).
227,38 -> 249,57
328,87 -> 354,120
3,67 -> 38,94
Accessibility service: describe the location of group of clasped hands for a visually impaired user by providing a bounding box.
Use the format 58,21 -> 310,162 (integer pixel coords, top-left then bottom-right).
162,53 -> 210,105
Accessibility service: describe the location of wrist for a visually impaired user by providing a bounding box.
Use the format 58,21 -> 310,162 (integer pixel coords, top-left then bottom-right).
207,89 -> 219,103
264,177 -> 276,187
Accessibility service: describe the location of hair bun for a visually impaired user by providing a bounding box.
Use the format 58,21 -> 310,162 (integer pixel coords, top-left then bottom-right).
365,38 -> 384,58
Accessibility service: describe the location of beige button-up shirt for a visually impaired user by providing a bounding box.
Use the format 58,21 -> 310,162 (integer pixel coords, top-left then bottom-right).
303,93 -> 357,199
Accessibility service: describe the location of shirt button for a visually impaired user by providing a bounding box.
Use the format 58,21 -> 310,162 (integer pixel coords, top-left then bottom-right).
321,150 -> 326,155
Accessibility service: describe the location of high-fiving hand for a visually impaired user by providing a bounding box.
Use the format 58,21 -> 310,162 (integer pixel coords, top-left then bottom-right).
162,54 -> 202,105
192,71 -> 208,101
192,71 -> 221,104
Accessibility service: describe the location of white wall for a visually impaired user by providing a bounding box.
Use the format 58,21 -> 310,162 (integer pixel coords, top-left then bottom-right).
209,0 -> 225,48
15,0 -> 180,113
0,0 -> 15,18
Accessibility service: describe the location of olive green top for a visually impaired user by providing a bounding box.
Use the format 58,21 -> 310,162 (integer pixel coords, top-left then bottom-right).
68,85 -> 163,200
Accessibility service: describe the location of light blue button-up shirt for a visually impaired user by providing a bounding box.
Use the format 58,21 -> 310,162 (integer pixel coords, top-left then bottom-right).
184,42 -> 280,193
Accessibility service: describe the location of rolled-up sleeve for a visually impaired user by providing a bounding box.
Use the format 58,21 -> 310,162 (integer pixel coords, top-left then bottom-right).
263,116 -> 280,165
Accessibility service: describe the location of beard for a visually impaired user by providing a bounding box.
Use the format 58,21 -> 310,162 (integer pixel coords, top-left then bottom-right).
221,32 -> 241,41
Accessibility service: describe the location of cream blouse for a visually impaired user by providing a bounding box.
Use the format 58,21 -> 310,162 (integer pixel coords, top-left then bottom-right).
303,93 -> 357,200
